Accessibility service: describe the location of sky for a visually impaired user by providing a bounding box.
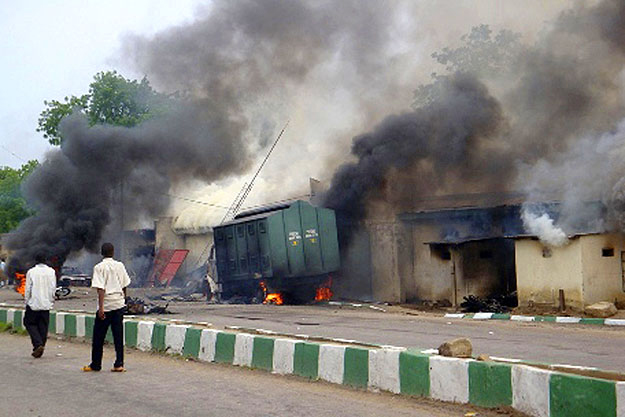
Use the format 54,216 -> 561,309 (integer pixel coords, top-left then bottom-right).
0,0 -> 204,168
0,0 -> 569,227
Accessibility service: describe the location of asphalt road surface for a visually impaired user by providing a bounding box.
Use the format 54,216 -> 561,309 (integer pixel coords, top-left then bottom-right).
2,287 -> 624,373
0,333 -> 520,417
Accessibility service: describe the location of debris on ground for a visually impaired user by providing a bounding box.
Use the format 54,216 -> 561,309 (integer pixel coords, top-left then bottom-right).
438,337 -> 472,358
476,354 -> 491,361
584,301 -> 617,318
125,297 -> 171,315
460,293 -> 517,313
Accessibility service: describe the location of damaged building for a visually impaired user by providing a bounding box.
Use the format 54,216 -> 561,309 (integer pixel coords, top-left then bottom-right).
342,195 -> 625,311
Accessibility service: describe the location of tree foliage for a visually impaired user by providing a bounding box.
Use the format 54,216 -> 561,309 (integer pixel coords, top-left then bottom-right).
37,71 -> 170,145
413,25 -> 522,109
0,160 -> 39,233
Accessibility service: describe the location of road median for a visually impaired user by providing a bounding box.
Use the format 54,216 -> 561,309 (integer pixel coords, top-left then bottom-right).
1,306 -> 624,417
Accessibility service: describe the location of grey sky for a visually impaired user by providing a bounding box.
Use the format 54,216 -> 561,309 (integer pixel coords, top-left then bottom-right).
0,0 -> 203,168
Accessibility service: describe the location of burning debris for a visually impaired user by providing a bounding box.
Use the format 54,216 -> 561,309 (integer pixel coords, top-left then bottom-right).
460,294 -> 517,314
125,297 -> 171,315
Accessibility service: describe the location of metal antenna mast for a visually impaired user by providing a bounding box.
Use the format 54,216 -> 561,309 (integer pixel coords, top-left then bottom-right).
220,120 -> 289,223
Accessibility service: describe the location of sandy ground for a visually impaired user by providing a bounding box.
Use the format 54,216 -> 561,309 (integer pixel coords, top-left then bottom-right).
2,286 -> 625,372
0,332 -> 525,417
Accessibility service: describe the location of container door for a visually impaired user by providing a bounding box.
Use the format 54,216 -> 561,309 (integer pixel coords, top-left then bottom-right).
258,220 -> 272,276
235,224 -> 248,278
267,213 -> 289,276
246,222 -> 260,276
225,226 -> 238,277
300,202 -> 323,275
283,203 -> 306,277
317,207 -> 340,272
214,227 -> 230,282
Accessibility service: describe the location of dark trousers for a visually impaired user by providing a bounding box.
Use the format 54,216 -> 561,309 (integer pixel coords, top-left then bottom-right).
23,306 -> 50,350
90,308 -> 124,370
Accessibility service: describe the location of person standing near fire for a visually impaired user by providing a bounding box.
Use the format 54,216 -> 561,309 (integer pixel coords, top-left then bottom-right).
82,242 -> 130,372
23,253 -> 56,358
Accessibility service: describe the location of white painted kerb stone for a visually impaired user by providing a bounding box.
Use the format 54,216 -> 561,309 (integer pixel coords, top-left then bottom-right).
368,348 -> 401,394
198,329 -> 218,362
273,338 -> 297,375
511,365 -> 551,417
555,317 -> 580,324
76,315 -> 86,338
429,356 -> 469,403
7,308 -> 15,325
617,382 -> 625,417
55,312 -> 66,334
472,312 -> 494,320
137,321 -> 155,352
510,315 -> 535,322
165,324 -> 189,354
233,333 -> 254,367
318,344 -> 345,384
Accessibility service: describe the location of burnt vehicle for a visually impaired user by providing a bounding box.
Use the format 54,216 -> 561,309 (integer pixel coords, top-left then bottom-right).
212,200 -> 340,302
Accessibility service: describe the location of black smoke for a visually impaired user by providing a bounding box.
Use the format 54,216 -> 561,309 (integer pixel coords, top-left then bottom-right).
7,104 -> 248,269
323,73 -> 503,218
324,0 -> 625,233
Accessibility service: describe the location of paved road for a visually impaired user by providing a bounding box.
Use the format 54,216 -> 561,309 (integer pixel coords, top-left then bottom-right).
3,287 -> 625,372
0,333 -> 516,417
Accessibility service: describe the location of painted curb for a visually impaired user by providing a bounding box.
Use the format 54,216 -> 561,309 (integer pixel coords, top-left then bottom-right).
1,307 -> 623,417
445,312 -> 625,327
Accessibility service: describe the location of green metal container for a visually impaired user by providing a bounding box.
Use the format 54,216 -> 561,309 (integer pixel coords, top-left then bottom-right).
213,200 -> 340,294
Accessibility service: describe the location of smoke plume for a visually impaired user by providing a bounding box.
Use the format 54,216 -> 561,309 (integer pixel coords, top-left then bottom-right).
9,0 -> 625,267
323,0 -> 625,244
323,73 -> 504,218
8,104 -> 248,269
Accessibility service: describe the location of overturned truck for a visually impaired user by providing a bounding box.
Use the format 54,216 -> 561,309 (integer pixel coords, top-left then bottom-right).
213,200 -> 340,302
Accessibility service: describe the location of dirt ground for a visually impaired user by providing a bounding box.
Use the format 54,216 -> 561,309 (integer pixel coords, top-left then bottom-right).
1,332 -> 528,417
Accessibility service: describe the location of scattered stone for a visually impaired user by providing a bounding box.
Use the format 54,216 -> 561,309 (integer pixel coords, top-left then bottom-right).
437,337 -> 472,358
585,301 -> 617,318
476,354 -> 490,361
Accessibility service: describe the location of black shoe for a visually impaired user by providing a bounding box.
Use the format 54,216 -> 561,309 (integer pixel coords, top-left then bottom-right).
32,346 -> 44,358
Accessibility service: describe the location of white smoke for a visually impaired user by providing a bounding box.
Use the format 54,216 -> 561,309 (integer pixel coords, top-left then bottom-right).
521,207 -> 568,247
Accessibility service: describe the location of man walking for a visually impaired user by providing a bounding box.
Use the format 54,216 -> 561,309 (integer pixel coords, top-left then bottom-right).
23,253 -> 56,358
82,242 -> 131,372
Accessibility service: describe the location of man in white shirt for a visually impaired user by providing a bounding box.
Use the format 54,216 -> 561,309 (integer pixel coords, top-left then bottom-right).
23,253 -> 57,358
82,242 -> 131,372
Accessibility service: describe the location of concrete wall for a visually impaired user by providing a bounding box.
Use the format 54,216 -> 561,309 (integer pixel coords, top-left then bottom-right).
368,223 -> 405,303
515,238 -> 584,308
409,224 -> 455,303
580,233 -> 625,306
183,233 -> 214,273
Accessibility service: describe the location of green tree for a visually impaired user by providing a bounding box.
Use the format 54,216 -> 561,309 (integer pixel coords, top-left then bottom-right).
0,160 -> 39,233
413,25 -> 522,109
37,71 -> 170,145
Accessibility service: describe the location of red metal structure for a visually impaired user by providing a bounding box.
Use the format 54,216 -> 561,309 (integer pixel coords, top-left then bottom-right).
146,249 -> 189,287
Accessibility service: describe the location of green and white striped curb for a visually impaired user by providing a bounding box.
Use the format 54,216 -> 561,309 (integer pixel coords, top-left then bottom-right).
1,307 -> 624,417
445,312 -> 625,326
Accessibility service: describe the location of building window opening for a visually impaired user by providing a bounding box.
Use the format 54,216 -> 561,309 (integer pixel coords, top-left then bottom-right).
431,244 -> 451,261
602,248 -> 614,257
479,250 -> 493,259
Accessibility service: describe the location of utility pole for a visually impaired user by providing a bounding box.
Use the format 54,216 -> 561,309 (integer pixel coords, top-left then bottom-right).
120,180 -> 125,264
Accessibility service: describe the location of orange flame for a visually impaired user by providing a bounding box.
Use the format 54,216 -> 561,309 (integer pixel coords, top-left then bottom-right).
315,276 -> 333,302
259,281 -> 284,305
265,292 -> 284,305
15,273 -> 26,296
